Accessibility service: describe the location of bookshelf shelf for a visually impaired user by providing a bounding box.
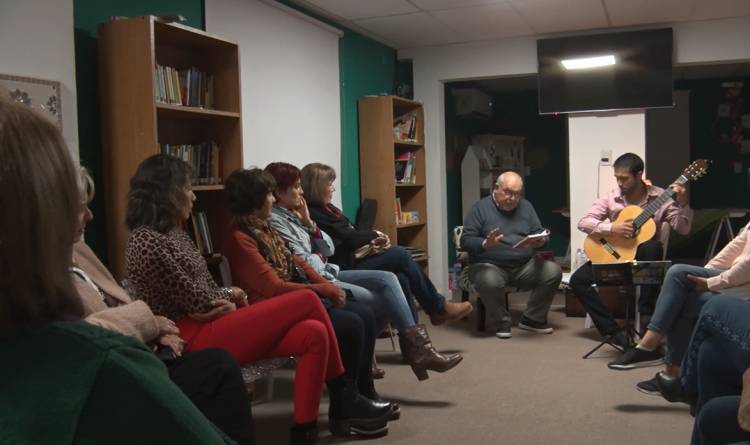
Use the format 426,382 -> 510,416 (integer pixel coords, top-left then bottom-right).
98,16 -> 243,279
397,222 -> 425,229
358,95 -> 429,272
156,103 -> 241,120
394,139 -> 422,148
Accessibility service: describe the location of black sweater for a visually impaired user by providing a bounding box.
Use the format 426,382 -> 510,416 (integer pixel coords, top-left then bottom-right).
308,204 -> 378,269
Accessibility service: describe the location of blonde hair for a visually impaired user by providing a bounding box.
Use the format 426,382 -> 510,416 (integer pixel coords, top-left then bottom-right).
300,163 -> 336,206
0,100 -> 83,334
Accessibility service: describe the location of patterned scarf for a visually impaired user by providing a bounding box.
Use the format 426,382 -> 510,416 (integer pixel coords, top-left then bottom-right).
235,215 -> 297,282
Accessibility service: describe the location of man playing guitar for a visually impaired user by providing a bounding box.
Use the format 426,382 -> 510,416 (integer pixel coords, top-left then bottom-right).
570,153 -> 693,350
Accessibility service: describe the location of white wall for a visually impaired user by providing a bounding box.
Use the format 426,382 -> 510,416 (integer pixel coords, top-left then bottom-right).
568,112 -> 645,254
205,0 -> 344,204
0,0 -> 78,158
400,16 -> 750,292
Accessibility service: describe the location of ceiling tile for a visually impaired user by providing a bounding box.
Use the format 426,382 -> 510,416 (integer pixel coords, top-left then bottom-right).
303,0 -> 418,20
605,0 -> 692,26
690,0 -> 750,21
511,0 -> 609,33
354,12 -> 462,48
431,3 -> 533,41
410,0 -> 508,11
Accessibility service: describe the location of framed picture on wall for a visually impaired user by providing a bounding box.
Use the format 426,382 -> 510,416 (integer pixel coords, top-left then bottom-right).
0,74 -> 62,130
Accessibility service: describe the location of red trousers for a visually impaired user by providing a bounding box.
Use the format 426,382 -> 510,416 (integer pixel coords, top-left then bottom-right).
177,289 -> 344,423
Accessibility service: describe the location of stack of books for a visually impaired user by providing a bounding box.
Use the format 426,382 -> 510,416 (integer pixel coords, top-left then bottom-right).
395,151 -> 417,184
154,64 -> 214,108
403,246 -> 427,262
393,111 -> 418,142
161,142 -> 221,185
188,211 -> 214,255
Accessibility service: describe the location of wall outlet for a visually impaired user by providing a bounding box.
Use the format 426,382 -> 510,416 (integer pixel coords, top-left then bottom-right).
600,150 -> 612,165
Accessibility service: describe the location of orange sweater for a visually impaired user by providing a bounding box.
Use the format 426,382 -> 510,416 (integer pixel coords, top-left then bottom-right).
223,226 -> 340,302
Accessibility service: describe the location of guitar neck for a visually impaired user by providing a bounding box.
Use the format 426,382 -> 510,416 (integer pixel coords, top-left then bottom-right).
632,176 -> 685,229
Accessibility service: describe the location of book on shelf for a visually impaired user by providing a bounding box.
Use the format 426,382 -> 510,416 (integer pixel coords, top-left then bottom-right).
188,211 -> 214,255
161,141 -> 221,185
154,64 -> 214,108
399,210 -> 420,225
395,198 -> 402,224
395,151 -> 416,184
393,110 -> 418,142
401,246 -> 427,261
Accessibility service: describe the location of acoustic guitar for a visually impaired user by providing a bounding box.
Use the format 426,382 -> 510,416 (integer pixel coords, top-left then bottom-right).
583,159 -> 709,264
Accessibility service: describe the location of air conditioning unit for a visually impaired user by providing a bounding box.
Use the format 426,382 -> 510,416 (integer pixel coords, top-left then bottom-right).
453,88 -> 493,118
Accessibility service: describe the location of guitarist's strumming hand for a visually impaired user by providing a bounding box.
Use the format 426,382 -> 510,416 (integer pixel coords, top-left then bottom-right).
611,221 -> 635,239
669,183 -> 689,207
482,228 -> 504,250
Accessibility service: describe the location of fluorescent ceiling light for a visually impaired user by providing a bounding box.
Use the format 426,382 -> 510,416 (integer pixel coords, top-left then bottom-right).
561,55 -> 616,70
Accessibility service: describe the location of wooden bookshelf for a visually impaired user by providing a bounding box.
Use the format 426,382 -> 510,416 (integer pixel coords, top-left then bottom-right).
98,16 -> 243,279
358,95 -> 429,271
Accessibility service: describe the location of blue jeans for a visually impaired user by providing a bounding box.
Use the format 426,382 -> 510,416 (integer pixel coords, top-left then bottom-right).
648,264 -> 720,365
354,246 -> 446,316
336,269 -> 417,332
694,396 -> 750,445
680,296 -> 750,445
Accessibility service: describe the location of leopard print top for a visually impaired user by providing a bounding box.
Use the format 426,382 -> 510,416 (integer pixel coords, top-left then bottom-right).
125,226 -> 231,321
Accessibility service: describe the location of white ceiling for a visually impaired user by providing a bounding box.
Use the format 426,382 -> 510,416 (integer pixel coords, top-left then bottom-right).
288,0 -> 750,50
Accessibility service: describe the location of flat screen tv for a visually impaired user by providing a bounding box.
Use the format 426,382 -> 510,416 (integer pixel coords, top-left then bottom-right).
537,28 -> 673,114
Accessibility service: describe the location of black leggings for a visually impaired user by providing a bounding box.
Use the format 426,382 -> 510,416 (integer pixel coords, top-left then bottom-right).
325,299 -> 377,395
167,348 -> 256,445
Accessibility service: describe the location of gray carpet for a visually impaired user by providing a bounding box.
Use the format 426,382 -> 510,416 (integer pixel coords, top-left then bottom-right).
253,293 -> 693,444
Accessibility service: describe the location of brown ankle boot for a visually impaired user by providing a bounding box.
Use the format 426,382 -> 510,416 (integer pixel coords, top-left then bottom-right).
429,301 -> 473,326
398,324 -> 463,381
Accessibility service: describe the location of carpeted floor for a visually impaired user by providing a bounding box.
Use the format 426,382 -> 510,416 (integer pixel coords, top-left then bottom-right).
252,292 -> 694,444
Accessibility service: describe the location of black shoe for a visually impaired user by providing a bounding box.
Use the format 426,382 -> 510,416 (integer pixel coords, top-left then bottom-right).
608,347 -> 663,370
518,316 -> 554,334
362,388 -> 400,421
495,319 -> 512,339
655,371 -> 696,405
608,330 -> 634,351
328,380 -> 390,437
290,421 -> 318,445
636,373 -> 660,396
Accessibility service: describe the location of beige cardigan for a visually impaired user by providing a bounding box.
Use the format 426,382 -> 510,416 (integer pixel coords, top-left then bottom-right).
73,241 -> 159,344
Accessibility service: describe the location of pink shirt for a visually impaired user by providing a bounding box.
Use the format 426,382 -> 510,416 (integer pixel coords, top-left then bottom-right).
578,184 -> 694,240
706,223 -> 750,291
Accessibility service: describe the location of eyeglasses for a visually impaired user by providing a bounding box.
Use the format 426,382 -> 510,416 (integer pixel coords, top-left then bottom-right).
498,188 -> 521,198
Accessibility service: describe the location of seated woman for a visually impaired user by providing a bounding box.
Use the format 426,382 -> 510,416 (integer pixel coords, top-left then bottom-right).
654,295 -> 750,445
300,163 -> 473,327
123,154 -> 357,445
72,166 -> 255,445
265,162 -> 462,381
608,224 -> 750,394
0,100 -> 223,444
222,168 -> 395,436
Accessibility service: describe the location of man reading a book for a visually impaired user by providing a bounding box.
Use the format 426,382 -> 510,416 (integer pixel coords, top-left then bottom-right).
460,171 -> 561,339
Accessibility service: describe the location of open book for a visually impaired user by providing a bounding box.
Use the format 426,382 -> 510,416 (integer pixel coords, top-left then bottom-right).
513,229 -> 550,248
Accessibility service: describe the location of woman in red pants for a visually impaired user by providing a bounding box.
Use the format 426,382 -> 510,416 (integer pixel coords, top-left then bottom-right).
124,154 -> 343,445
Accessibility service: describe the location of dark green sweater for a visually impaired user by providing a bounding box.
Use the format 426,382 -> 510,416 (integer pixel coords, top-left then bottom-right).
0,321 -> 223,445
461,196 -> 545,268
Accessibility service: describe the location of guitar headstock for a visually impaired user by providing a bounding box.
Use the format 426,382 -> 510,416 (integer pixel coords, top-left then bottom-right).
682,159 -> 709,181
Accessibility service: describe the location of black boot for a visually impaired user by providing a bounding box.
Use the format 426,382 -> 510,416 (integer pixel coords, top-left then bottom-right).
289,421 -> 317,445
360,385 -> 400,421
327,378 -> 391,438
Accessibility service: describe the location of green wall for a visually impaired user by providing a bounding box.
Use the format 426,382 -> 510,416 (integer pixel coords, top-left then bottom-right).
338,33 -> 396,218
73,0 -> 204,263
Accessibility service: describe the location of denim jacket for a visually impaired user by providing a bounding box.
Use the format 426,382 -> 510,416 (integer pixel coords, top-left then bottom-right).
268,206 -> 340,280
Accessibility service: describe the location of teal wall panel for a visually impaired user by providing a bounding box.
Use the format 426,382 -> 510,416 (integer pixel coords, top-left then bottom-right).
74,0 -> 204,263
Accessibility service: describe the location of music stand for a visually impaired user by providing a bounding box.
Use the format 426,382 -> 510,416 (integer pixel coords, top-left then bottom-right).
582,260 -> 671,359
